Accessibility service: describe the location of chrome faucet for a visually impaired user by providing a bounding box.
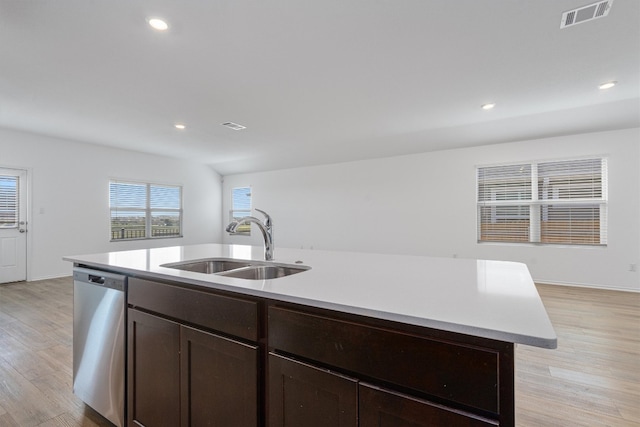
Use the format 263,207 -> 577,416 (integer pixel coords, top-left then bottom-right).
226,208 -> 274,261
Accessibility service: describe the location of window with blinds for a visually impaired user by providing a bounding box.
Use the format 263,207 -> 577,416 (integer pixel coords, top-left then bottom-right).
0,176 -> 18,228
477,158 -> 607,245
230,186 -> 252,235
110,180 -> 182,240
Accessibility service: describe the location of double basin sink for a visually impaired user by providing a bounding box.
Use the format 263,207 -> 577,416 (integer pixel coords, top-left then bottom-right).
161,258 -> 310,280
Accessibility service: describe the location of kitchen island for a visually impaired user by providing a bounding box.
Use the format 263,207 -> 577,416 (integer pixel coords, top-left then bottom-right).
65,243 -> 556,427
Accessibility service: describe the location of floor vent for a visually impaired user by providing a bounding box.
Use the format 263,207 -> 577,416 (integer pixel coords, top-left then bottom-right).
561,0 -> 613,28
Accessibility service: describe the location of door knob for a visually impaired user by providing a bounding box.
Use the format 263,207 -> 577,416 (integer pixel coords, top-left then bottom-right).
19,229 -> 26,233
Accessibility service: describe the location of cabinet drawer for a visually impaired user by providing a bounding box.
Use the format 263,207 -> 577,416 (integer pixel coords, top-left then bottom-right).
129,277 -> 258,341
359,383 -> 497,427
268,306 -> 500,414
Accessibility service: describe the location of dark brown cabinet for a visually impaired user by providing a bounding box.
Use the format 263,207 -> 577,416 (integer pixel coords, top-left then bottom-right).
180,325 -> 258,427
266,350 -> 498,427
127,309 -> 180,427
359,383 -> 497,427
127,278 -> 260,427
125,275 -> 516,427
268,304 -> 514,426
268,353 -> 358,426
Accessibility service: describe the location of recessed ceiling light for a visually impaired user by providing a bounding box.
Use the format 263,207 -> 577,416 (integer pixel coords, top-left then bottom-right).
221,122 -> 247,130
481,103 -> 496,110
598,81 -> 617,90
174,123 -> 186,130
148,18 -> 169,31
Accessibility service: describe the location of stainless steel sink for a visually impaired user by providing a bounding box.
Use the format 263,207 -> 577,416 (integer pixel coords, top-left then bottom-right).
161,258 -> 310,280
217,264 -> 309,280
161,258 -> 253,274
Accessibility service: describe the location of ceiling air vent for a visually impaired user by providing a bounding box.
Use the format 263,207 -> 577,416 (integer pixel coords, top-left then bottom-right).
561,0 -> 613,28
221,122 -> 246,130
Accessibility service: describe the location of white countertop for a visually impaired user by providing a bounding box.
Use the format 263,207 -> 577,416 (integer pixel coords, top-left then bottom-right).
64,243 -> 557,349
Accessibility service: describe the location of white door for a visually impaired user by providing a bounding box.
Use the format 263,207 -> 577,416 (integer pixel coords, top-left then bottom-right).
0,168 -> 27,283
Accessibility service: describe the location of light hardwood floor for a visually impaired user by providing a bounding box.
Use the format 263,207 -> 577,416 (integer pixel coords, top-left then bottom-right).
0,277 -> 112,427
515,284 -> 640,427
0,277 -> 638,426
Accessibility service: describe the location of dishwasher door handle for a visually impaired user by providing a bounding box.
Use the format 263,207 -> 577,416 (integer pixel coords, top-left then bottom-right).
88,275 -> 106,285
73,267 -> 126,292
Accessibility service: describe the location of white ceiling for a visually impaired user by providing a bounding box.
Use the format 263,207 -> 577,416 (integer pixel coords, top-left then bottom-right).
1,0 -> 638,175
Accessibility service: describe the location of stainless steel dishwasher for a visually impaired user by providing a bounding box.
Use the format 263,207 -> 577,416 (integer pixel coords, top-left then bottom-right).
73,267 -> 127,427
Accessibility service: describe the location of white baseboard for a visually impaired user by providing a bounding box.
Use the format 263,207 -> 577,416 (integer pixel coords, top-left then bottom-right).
534,280 -> 640,293
28,273 -> 72,282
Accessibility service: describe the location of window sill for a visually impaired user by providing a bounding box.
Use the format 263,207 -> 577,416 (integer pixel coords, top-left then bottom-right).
477,241 -> 607,249
110,235 -> 183,242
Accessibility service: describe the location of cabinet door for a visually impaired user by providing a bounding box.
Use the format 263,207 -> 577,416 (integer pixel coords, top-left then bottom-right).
268,353 -> 357,427
180,326 -> 259,427
359,383 -> 497,427
128,309 -> 180,427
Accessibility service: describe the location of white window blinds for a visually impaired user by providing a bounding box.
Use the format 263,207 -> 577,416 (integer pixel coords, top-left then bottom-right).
110,180 -> 182,240
537,158 -> 606,245
230,186 -> 252,235
477,164 -> 532,243
0,176 -> 18,228
477,158 -> 607,245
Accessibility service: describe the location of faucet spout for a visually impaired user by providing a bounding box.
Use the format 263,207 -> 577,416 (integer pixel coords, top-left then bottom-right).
226,209 -> 274,261
225,221 -> 240,233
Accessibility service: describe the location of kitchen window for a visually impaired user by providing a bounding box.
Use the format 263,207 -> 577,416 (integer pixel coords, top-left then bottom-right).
230,186 -> 252,235
110,180 -> 182,240
0,175 -> 18,228
477,158 -> 607,245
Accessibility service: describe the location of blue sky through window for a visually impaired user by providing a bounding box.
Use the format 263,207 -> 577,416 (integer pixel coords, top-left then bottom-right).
232,187 -> 251,214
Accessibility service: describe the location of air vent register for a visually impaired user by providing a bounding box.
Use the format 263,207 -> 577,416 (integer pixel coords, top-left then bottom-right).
561,1 -> 613,28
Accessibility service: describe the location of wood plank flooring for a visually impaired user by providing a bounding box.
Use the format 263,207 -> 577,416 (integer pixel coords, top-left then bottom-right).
0,277 -> 112,427
515,284 -> 640,427
0,277 -> 638,426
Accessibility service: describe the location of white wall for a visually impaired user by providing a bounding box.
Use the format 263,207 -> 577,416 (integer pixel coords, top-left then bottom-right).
223,128 -> 640,292
1,127 -> 223,280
